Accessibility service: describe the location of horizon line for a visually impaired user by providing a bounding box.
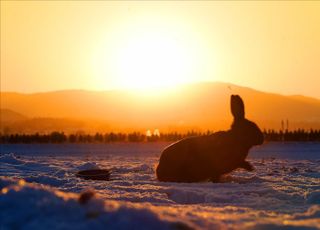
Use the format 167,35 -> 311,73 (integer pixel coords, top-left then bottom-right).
1,81 -> 320,100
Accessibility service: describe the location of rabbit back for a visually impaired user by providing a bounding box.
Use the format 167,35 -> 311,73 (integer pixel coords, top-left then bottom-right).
156,131 -> 249,182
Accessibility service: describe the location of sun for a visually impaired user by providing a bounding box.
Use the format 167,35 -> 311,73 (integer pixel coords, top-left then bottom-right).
92,14 -> 205,91
115,32 -> 192,89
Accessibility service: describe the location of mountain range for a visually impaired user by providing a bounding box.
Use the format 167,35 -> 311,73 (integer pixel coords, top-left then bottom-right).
1,82 -> 320,134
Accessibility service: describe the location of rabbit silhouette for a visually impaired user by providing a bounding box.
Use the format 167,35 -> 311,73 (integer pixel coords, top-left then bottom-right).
156,95 -> 264,182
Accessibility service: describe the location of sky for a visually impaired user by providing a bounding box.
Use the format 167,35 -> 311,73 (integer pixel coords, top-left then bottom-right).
1,1 -> 320,98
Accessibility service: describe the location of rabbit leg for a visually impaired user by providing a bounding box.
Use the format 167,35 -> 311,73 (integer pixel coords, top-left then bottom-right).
240,160 -> 254,171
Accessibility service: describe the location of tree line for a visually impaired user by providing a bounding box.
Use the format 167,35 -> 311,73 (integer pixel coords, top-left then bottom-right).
1,129 -> 320,144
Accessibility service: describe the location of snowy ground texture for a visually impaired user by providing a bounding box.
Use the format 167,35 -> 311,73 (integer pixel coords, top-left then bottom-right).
1,142 -> 320,230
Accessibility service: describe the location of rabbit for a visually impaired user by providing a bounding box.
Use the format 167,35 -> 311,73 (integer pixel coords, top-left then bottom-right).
156,95 -> 264,182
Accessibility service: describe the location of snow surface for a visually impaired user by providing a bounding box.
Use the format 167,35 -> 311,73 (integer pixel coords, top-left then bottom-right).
1,142 -> 320,229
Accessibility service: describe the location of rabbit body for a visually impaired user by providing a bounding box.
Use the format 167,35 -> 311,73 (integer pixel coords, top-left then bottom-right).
156,95 -> 264,182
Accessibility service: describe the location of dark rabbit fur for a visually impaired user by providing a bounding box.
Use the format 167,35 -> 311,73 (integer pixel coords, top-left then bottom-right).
156,95 -> 264,182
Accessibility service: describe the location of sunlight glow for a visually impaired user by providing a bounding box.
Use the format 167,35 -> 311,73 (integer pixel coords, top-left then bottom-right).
2,1 -> 320,98
93,14 -> 204,91
115,33 -> 192,89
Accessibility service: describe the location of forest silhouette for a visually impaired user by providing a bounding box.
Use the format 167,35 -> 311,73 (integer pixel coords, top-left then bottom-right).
1,129 -> 320,144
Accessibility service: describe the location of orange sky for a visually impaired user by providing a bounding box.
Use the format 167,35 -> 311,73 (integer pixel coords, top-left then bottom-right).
1,1 -> 320,98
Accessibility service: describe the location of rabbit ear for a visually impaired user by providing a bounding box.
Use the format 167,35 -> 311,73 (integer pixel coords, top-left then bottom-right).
231,95 -> 245,120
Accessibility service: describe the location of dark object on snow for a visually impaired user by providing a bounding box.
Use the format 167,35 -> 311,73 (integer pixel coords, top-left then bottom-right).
76,169 -> 111,181
156,95 -> 264,183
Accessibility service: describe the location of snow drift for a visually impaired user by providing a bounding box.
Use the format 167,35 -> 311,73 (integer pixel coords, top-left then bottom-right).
1,142 -> 320,229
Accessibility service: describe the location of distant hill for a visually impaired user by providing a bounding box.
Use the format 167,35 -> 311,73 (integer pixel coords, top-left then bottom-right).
0,109 -> 28,123
288,95 -> 320,105
1,82 -> 320,134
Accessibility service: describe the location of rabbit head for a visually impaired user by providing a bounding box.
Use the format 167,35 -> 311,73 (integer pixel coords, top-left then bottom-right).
230,95 -> 264,147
